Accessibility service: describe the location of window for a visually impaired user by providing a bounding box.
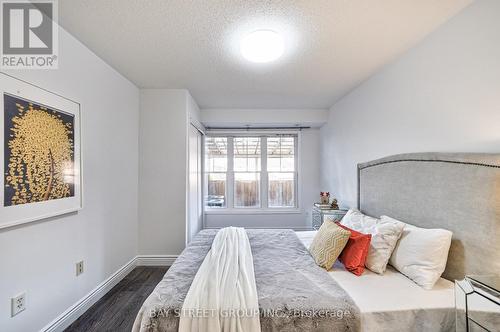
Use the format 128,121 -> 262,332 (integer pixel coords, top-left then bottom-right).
205,137 -> 227,207
267,137 -> 295,207
204,133 -> 298,210
234,137 -> 261,207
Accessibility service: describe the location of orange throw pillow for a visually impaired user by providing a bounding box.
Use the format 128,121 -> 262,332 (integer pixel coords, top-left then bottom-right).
336,222 -> 372,276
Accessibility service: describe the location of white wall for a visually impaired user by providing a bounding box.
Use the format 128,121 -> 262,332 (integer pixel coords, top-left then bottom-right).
186,93 -> 204,243
201,109 -> 324,229
320,0 -> 500,209
201,108 -> 328,128
188,93 -> 203,128
0,28 -> 139,332
139,90 -> 187,255
139,89 -> 201,255
204,128 -> 321,230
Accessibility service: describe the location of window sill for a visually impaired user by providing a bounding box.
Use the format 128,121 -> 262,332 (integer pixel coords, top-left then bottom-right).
204,208 -> 302,215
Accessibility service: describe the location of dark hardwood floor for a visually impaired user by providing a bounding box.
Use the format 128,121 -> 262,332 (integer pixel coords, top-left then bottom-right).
65,266 -> 168,332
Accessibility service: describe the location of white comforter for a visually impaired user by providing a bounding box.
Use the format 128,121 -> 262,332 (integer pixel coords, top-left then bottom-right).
179,227 -> 261,332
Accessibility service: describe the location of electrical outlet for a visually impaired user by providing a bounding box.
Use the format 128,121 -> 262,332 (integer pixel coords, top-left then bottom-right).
11,292 -> 26,317
76,261 -> 84,276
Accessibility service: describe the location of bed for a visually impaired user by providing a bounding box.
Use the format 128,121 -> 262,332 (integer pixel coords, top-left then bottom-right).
134,152 -> 500,332
296,231 -> 455,332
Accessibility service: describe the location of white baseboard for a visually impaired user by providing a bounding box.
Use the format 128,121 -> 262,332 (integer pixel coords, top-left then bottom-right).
41,254 -> 178,332
41,257 -> 136,332
136,255 -> 178,266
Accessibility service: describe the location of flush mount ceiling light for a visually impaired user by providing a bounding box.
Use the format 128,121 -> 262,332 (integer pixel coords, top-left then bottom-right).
240,30 -> 284,63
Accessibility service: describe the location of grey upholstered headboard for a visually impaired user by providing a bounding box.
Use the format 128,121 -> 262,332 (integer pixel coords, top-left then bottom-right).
357,153 -> 500,281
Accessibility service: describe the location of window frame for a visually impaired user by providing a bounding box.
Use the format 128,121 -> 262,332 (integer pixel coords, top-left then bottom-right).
204,131 -> 300,214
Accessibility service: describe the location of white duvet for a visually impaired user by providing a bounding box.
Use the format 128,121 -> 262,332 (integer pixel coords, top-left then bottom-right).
179,227 -> 261,332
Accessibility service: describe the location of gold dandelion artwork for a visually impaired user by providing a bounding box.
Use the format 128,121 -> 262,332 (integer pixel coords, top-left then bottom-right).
4,94 -> 75,206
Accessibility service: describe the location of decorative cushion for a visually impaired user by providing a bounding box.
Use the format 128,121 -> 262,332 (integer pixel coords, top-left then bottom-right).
341,208 -> 379,234
336,223 -> 372,276
386,216 -> 453,290
341,209 -> 405,274
309,221 -> 351,271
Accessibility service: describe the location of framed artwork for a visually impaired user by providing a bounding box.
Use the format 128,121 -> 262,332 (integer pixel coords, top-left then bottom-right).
0,73 -> 82,229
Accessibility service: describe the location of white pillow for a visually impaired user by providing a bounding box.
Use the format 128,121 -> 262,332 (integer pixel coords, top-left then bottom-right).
341,209 -> 405,274
340,209 -> 378,233
385,216 -> 453,290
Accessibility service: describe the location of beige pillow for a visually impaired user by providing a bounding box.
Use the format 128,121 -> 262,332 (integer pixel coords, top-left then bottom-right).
309,221 -> 351,270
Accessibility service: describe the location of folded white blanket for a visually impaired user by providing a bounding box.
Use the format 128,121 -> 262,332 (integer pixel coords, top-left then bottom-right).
179,227 -> 261,332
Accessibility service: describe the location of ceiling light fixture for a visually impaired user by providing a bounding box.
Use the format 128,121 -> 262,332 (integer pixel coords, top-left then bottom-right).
240,30 -> 284,63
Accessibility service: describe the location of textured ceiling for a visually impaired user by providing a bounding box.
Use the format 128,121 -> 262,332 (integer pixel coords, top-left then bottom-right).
58,0 -> 472,109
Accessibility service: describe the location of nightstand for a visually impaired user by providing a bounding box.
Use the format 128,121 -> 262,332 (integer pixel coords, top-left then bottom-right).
455,275 -> 500,332
311,206 -> 347,230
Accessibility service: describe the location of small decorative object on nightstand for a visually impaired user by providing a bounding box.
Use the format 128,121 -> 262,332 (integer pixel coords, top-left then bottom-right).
320,192 -> 330,204
330,198 -> 339,210
312,204 -> 347,230
455,275 -> 500,332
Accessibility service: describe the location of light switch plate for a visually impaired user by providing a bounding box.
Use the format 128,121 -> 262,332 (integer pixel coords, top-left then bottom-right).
11,292 -> 26,317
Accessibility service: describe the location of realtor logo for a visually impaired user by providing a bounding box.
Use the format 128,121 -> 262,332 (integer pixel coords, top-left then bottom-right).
1,0 -> 58,69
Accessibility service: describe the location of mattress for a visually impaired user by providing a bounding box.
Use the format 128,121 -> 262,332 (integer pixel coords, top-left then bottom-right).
296,231 -> 456,332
